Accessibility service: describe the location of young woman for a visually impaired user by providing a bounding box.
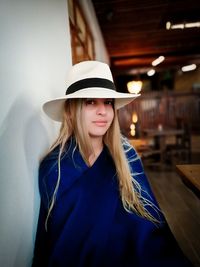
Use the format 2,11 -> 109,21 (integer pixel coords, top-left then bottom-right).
32,61 -> 193,267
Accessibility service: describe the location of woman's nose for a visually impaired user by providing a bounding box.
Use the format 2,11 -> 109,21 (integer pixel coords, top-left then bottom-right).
96,102 -> 106,115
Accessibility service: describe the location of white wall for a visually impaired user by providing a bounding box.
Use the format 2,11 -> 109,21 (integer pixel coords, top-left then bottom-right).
0,0 -> 108,266
0,0 -> 71,266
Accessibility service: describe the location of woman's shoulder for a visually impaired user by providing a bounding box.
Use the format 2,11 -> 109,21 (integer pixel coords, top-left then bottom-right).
40,144 -> 60,164
122,136 -> 163,220
121,136 -> 139,160
122,138 -> 152,186
121,136 -> 146,175
39,138 -> 74,174
39,137 -> 78,181
39,146 -> 60,182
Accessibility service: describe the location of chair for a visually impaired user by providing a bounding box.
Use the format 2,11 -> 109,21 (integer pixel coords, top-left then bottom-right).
130,138 -> 162,168
166,118 -> 191,164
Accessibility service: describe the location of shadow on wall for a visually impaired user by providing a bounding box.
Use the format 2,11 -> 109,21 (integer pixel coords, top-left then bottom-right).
0,94 -> 51,267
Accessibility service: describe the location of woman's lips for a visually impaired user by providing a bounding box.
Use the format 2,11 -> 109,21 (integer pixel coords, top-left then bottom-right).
93,120 -> 107,126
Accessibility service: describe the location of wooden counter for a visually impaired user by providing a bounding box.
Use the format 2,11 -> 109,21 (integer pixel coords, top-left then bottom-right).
176,164 -> 200,198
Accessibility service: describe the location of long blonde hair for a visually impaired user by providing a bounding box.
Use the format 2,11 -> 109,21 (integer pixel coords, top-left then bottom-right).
45,99 -> 159,229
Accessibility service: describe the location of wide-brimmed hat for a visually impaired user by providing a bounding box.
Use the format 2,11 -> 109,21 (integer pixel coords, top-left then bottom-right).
43,60 -> 140,121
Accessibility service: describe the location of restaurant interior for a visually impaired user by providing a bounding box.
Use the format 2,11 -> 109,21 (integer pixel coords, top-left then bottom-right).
90,0 -> 200,169
69,0 -> 200,266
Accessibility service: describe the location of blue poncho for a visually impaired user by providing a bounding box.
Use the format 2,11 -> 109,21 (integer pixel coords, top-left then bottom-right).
32,138 -> 193,267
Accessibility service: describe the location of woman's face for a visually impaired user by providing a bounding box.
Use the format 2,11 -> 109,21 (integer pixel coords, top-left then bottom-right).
81,98 -> 114,139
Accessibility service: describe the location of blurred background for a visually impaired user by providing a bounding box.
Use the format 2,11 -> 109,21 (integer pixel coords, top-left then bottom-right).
69,0 -> 200,167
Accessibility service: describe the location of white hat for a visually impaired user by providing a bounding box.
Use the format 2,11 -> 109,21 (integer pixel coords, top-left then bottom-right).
43,60 -> 140,121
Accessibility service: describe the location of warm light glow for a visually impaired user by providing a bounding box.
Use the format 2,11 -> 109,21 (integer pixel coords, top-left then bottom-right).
130,129 -> 136,137
182,64 -> 197,72
166,21 -> 171,30
171,24 -> 184,29
185,22 -> 200,28
132,112 -> 138,123
152,56 -> 165,66
127,81 -> 142,94
147,69 -> 155,76
166,21 -> 200,30
130,123 -> 135,130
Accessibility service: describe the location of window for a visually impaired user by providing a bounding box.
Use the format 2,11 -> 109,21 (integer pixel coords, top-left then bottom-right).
68,0 -> 95,64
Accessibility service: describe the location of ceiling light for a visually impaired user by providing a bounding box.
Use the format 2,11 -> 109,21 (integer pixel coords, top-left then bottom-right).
185,22 -> 200,28
171,24 -> 184,29
127,81 -> 142,94
182,64 -> 197,72
147,69 -> 155,76
152,56 -> 165,66
166,21 -> 200,30
166,21 -> 171,30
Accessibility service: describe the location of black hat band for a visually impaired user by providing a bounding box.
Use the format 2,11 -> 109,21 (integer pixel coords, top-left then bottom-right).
66,78 -> 116,95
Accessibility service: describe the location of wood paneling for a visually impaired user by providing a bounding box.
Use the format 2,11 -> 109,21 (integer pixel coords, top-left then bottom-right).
118,91 -> 200,137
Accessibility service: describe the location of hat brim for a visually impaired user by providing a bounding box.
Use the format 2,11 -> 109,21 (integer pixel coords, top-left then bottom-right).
43,88 -> 140,122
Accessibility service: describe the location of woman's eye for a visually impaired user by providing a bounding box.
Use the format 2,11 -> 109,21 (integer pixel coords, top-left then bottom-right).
85,99 -> 95,105
105,100 -> 114,105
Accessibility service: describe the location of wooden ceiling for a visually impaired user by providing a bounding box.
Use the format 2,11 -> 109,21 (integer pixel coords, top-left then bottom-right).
91,0 -> 200,76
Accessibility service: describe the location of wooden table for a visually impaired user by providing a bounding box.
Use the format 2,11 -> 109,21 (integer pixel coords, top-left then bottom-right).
142,128 -> 184,165
143,129 -> 184,138
176,164 -> 200,198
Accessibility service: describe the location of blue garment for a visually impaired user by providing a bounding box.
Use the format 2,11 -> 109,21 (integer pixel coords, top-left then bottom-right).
32,138 -> 193,267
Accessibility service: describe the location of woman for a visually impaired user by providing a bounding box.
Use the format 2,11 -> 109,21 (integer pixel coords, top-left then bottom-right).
32,61 -> 193,267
